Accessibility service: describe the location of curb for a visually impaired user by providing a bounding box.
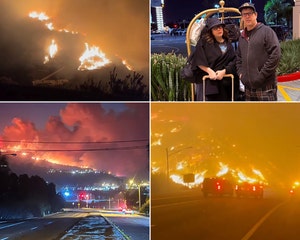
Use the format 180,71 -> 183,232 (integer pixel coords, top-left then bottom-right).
278,71 -> 300,82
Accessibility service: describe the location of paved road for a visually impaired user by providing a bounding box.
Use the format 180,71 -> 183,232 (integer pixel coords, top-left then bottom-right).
151,33 -> 300,101
152,191 -> 299,239
0,210 -> 149,240
0,211 -> 86,240
102,212 -> 149,240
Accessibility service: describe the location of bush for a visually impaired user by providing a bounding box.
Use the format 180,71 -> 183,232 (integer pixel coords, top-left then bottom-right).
277,39 -> 300,75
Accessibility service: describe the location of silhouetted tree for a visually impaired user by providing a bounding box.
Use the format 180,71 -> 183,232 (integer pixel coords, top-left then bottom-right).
0,160 -> 65,219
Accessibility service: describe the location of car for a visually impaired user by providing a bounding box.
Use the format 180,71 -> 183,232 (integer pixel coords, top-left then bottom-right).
235,182 -> 264,198
201,177 -> 234,197
289,181 -> 300,197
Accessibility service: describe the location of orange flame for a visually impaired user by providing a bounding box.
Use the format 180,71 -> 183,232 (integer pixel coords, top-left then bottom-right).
44,39 -> 58,64
78,43 -> 111,71
122,59 -> 134,71
29,11 -> 49,21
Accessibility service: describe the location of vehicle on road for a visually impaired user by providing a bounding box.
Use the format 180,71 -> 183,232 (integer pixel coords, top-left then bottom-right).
201,177 -> 234,197
289,181 -> 300,197
235,182 -> 264,198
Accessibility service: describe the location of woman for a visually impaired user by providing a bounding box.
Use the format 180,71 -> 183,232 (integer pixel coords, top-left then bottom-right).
192,18 -> 239,101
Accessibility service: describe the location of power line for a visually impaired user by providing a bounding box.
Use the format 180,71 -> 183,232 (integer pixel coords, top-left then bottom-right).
8,144 -> 149,152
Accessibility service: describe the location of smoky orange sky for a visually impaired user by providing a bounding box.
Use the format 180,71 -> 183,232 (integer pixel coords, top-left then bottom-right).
151,103 -> 300,189
0,103 -> 149,179
1,0 -> 149,78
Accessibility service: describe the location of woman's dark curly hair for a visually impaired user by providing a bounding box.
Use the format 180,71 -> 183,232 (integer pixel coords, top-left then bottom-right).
202,26 -> 229,44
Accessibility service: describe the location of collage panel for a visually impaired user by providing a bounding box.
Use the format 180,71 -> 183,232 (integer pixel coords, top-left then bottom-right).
0,0 -> 149,101
151,102 -> 300,239
151,0 -> 300,101
0,102 -> 149,239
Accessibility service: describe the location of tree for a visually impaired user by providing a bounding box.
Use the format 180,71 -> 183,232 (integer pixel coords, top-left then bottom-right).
264,0 -> 293,27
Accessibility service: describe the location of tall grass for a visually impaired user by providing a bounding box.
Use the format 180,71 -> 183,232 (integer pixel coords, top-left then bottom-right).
151,53 -> 192,101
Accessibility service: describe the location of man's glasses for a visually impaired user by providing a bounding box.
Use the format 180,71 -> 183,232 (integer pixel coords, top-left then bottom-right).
241,12 -> 255,17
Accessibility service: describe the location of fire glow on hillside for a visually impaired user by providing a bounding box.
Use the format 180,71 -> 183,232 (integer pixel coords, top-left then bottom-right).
29,11 -> 112,71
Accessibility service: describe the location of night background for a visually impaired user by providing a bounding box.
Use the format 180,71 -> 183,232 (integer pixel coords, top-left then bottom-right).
0,0 -> 149,100
163,0 -> 268,24
0,103 -> 149,220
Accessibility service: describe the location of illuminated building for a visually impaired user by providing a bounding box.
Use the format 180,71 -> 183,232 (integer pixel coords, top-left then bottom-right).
151,0 -> 165,32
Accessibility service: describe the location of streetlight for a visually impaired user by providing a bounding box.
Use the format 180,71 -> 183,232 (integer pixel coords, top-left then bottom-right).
128,179 -> 149,212
138,182 -> 149,212
166,146 -> 192,181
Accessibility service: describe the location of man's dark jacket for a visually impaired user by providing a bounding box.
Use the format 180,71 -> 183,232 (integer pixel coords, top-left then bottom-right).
236,23 -> 281,89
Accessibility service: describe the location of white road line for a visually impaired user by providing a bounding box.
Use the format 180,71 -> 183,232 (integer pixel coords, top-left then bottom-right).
151,200 -> 200,209
241,200 -> 287,240
0,221 -> 24,230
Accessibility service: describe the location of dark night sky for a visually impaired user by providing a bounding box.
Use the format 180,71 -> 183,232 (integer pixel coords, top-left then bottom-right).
162,0 -> 268,23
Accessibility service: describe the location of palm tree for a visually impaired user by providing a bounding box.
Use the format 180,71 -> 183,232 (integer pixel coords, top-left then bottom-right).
264,0 -> 293,27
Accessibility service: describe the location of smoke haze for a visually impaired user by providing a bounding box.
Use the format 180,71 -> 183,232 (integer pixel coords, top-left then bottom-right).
1,103 -> 149,179
0,0 -> 149,84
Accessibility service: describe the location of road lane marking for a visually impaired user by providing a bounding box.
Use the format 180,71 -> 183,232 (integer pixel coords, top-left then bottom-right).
151,200 -> 200,209
278,85 -> 292,101
241,200 -> 287,240
0,222 -> 24,230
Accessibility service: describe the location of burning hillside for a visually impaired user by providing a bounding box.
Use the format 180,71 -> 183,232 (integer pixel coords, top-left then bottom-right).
0,1 -> 149,100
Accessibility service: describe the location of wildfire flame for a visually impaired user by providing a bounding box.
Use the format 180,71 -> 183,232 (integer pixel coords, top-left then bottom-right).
122,59 -> 134,71
165,160 -> 267,188
216,162 -> 229,177
29,11 -> 49,21
29,11 -> 77,33
78,43 -> 111,71
44,39 -> 58,64
29,10 -> 132,71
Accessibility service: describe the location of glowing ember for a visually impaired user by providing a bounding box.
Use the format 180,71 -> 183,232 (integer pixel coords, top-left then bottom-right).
122,59 -> 134,71
78,43 -> 111,71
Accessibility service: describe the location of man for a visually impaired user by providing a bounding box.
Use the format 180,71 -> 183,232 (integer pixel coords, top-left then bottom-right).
236,2 -> 281,101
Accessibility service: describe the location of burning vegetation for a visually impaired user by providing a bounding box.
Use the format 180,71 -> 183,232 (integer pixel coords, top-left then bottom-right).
0,6 -> 148,100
